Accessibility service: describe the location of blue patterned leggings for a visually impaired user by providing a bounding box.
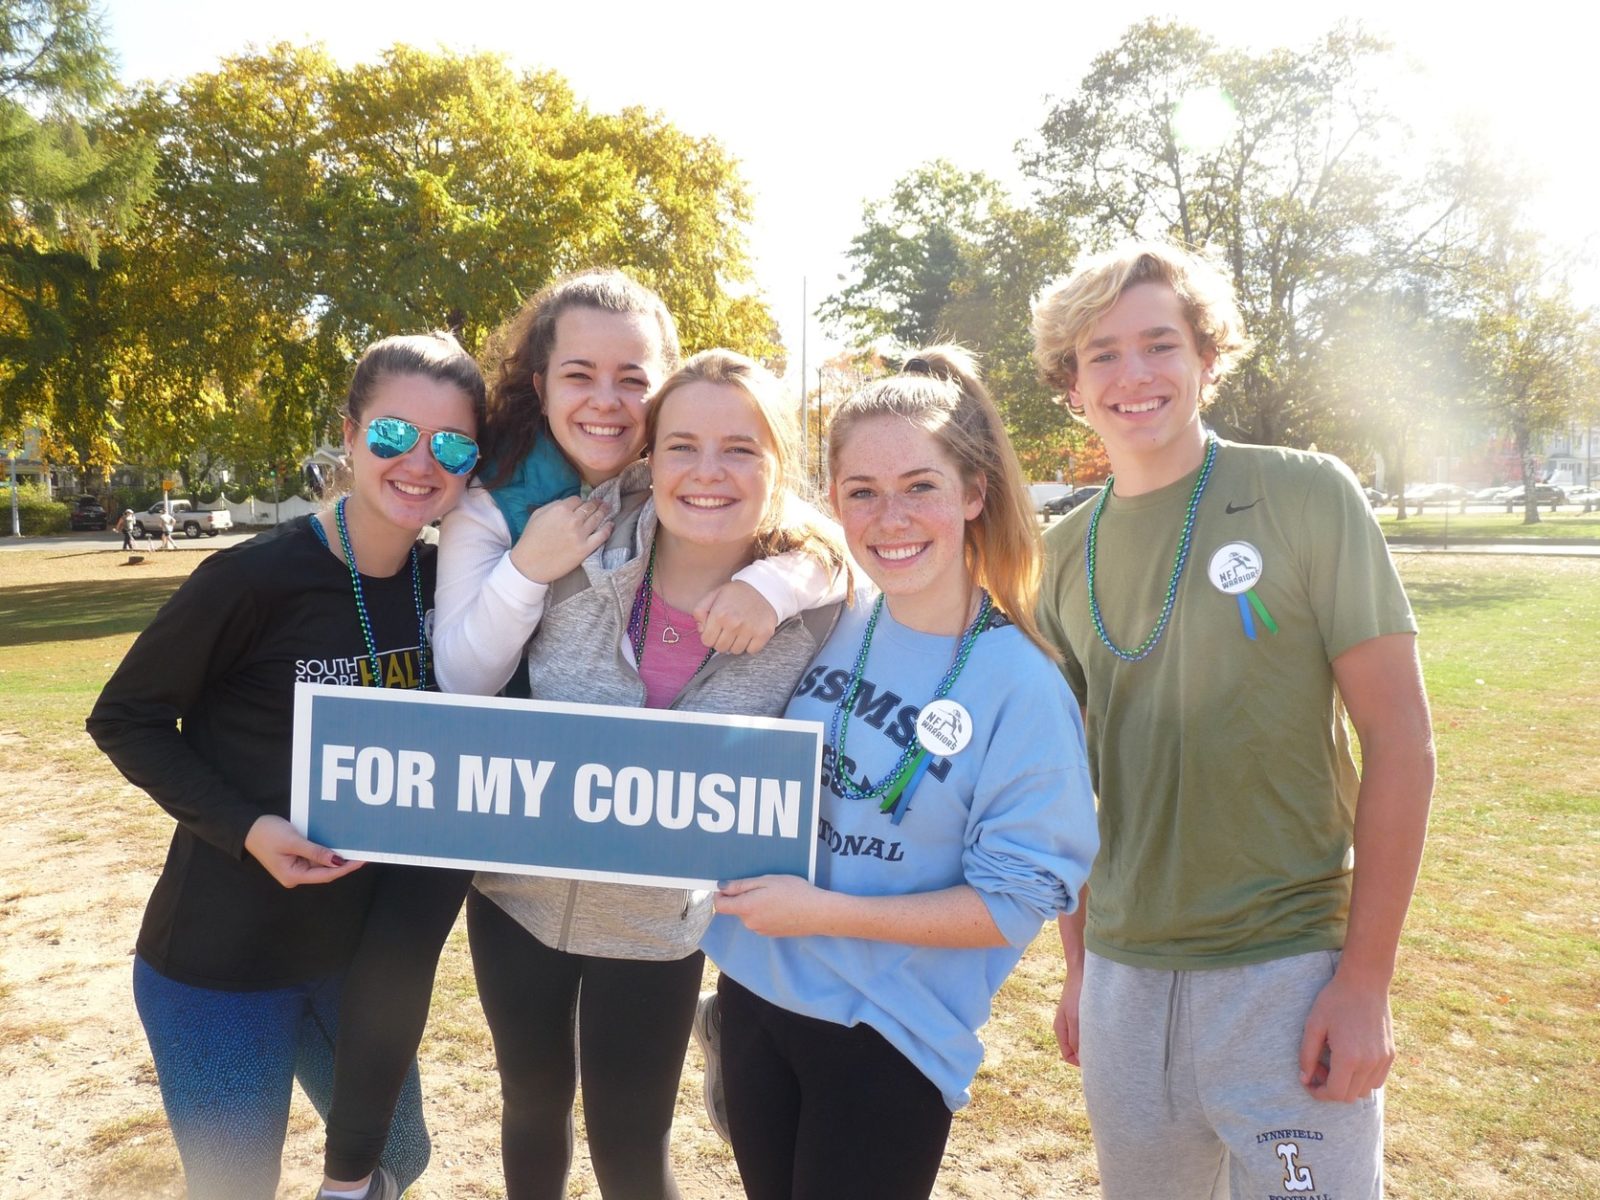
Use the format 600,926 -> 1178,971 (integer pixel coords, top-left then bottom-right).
132,956 -> 430,1198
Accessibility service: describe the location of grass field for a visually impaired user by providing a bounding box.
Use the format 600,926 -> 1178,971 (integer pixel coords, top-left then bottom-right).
1378,508 -> 1600,540
1,546 -> 1596,1198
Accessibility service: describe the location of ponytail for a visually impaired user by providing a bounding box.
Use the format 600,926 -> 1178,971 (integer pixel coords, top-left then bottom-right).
828,345 -> 1055,661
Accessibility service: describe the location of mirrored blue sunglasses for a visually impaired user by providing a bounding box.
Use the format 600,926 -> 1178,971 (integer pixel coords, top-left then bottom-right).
361,416 -> 480,475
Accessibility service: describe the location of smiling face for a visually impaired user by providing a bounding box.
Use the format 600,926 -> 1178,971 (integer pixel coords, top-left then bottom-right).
649,380 -> 777,550
1068,280 -> 1215,493
343,371 -> 478,538
830,414 -> 983,633
538,306 -> 667,487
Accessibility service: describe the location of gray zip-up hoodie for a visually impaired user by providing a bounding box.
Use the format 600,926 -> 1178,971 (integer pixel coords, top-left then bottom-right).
473,462 -> 840,960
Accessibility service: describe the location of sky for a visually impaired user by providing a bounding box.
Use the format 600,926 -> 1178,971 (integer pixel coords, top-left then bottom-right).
100,0 -> 1598,367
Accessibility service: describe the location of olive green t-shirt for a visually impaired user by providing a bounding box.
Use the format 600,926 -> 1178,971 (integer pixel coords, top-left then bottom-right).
1039,440 -> 1416,970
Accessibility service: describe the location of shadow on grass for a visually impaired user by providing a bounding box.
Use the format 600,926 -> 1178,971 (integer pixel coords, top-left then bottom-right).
1404,572 -> 1547,616
0,576 -> 184,648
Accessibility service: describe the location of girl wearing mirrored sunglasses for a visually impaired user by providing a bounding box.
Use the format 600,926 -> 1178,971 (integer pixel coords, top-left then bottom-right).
88,332 -> 485,1200
355,414 -> 481,476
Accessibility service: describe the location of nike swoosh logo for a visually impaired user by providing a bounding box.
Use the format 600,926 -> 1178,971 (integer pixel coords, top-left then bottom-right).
1225,499 -> 1260,514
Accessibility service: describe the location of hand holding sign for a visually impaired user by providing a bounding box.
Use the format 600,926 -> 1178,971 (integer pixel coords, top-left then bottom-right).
715,874 -> 833,936
244,814 -> 364,888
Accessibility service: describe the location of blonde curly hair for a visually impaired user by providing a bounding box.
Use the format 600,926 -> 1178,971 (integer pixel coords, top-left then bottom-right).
1031,241 -> 1252,418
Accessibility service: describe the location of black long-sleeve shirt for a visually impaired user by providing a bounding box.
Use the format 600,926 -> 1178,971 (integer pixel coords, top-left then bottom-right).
87,518 -> 437,990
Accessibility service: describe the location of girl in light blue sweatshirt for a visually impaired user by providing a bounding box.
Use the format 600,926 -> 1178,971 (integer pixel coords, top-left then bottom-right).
703,346 -> 1100,1200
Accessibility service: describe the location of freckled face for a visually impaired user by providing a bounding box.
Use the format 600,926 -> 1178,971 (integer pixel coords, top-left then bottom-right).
650,381 -> 776,549
343,372 -> 477,535
830,415 -> 982,629
538,307 -> 666,487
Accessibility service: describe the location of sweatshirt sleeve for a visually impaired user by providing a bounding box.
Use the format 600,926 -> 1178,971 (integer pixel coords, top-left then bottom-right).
433,485 -> 551,695
734,552 -> 846,623
961,654 -> 1099,947
85,552 -> 268,860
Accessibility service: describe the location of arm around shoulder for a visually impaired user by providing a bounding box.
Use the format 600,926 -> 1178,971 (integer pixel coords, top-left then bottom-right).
433,487 -> 551,694
699,550 -> 844,655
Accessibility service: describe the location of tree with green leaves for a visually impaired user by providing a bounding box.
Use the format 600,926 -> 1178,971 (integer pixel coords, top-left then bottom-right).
1020,20 -> 1427,447
0,0 -> 153,475
820,160 -> 1086,477
98,43 -> 776,489
1407,138 -> 1597,524
1469,271 -> 1594,525
820,161 -> 1009,348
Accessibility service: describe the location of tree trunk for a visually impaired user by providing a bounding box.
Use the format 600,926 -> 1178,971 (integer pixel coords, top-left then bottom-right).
1394,439 -> 1409,521
1517,429 -> 1540,526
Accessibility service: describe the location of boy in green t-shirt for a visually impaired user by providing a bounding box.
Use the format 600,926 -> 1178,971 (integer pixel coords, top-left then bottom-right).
1032,241 -> 1434,1197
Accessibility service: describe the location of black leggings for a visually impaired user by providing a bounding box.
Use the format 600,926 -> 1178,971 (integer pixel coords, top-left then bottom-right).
322,864 -> 473,1181
717,975 -> 953,1200
466,888 -> 705,1200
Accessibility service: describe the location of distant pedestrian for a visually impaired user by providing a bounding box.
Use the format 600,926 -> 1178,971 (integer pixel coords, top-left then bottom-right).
116,509 -> 136,551
158,510 -> 177,551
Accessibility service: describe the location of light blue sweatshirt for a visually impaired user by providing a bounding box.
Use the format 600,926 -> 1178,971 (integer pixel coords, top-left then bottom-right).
701,593 -> 1099,1109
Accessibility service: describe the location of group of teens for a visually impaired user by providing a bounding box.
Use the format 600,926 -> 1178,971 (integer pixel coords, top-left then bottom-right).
89,241 -> 1433,1200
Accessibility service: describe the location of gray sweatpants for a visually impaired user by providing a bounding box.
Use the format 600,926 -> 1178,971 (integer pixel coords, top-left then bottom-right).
1079,949 -> 1383,1199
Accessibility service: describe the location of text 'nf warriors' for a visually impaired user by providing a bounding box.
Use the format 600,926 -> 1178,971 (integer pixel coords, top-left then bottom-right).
1032,243 -> 1435,1198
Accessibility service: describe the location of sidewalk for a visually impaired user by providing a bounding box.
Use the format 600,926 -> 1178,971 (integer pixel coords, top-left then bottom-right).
1387,539 -> 1600,558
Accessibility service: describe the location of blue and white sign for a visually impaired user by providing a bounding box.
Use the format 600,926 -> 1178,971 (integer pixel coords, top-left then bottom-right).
289,683 -> 823,888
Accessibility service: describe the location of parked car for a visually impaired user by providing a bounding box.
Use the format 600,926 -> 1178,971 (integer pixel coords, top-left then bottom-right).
1363,487 -> 1390,507
1502,484 -> 1567,506
1402,483 -> 1470,503
1566,485 -> 1600,506
1042,485 -> 1105,517
1026,482 -> 1072,514
132,499 -> 235,538
68,496 -> 109,531
1471,485 -> 1513,502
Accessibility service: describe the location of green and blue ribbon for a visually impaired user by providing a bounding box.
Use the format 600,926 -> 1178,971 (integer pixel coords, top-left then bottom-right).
1236,589 -> 1278,640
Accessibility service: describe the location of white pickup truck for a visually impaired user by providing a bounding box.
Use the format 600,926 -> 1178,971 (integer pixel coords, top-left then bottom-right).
132,499 -> 235,539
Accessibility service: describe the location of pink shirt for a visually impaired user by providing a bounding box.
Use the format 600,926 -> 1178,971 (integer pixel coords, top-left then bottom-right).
637,591 -> 712,708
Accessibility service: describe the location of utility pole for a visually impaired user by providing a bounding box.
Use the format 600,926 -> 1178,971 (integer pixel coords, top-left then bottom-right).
5,442 -> 19,537
816,367 -> 825,478
798,277 -> 808,476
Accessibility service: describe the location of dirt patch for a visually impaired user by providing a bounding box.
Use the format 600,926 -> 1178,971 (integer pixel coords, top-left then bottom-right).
0,546 -> 1099,1199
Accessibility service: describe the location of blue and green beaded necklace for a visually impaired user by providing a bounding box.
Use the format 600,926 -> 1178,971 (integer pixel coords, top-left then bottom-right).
830,590 -> 993,822
1083,431 -> 1217,663
329,496 -> 429,688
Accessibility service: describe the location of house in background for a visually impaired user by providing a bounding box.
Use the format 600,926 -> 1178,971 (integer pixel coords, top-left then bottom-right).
3,429 -> 50,490
1540,420 -> 1598,488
